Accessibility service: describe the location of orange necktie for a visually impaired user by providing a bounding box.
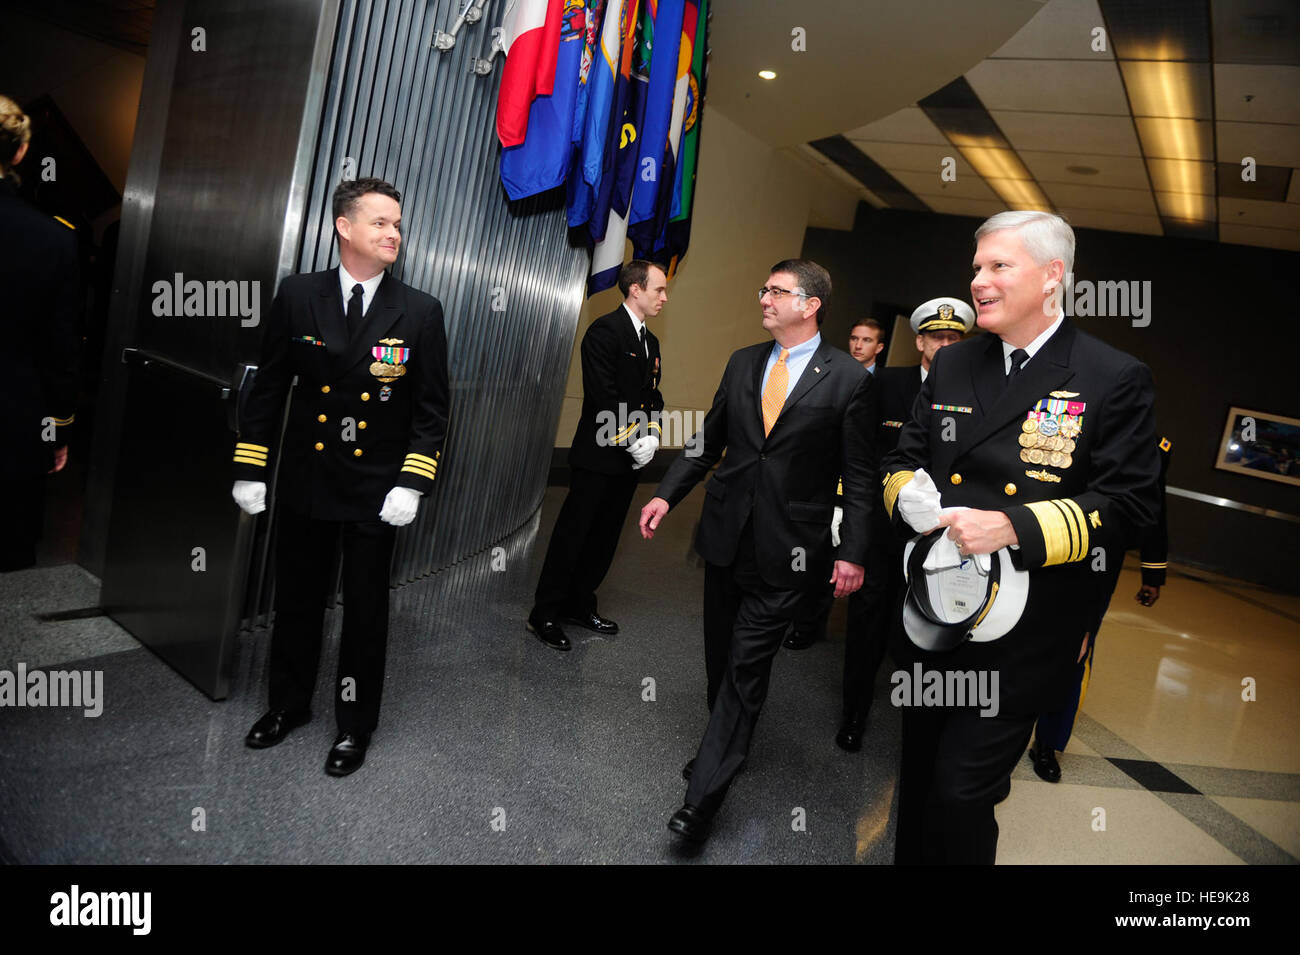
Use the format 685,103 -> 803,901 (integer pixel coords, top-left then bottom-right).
762,348 -> 790,436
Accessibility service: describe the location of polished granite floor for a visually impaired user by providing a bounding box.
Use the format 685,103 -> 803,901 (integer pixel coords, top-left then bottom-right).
0,485 -> 1297,864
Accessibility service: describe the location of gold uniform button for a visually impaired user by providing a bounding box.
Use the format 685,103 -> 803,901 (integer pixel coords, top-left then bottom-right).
320,385 -> 330,394
314,442 -> 324,451
1004,483 -> 1017,496
361,392 -> 370,401
358,421 -> 367,429
317,414 -> 327,423
353,449 -> 363,458
950,473 -> 962,486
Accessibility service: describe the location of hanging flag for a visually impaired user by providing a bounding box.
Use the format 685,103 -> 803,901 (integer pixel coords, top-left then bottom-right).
496,0 -> 565,149
658,0 -> 707,274
570,0 -> 607,147
500,1 -> 590,199
571,0 -> 636,231
625,0 -> 685,248
629,0 -> 693,259
567,0 -> 617,227
587,0 -> 652,292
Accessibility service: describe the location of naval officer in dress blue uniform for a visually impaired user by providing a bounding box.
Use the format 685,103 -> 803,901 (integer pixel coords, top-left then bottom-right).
882,211 -> 1161,864
232,177 -> 450,777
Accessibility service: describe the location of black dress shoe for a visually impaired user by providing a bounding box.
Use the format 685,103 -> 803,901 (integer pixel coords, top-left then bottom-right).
682,758 -> 695,781
245,708 -> 310,749
835,711 -> 868,752
782,622 -> 822,650
668,804 -> 712,843
325,732 -> 370,777
526,615 -> 571,651
1029,739 -> 1061,783
563,611 -> 618,635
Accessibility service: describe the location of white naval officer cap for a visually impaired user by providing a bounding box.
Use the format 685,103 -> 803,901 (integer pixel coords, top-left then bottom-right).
910,297 -> 975,335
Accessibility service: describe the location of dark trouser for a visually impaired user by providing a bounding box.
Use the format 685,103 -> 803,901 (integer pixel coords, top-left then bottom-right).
268,507 -> 397,736
0,475 -> 45,572
533,466 -> 638,620
687,526 -> 805,814
842,535 -> 904,717
1034,562 -> 1118,751
894,705 -> 1036,865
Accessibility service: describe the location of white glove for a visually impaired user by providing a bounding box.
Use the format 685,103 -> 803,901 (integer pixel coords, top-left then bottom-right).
379,486 -> 421,526
627,434 -> 659,469
831,506 -> 843,547
232,480 -> 267,515
897,468 -> 942,533
921,508 -> 992,575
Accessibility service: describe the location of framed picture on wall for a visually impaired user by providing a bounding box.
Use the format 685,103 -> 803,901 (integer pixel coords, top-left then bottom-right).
1215,407 -> 1300,487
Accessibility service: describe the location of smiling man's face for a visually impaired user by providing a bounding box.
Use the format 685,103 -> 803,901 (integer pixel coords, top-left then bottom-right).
970,228 -> 1060,341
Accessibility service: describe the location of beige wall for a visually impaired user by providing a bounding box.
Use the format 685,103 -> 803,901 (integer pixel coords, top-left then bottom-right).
554,108 -> 860,448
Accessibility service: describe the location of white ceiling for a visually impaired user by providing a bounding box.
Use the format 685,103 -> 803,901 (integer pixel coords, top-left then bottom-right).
799,0 -> 1300,251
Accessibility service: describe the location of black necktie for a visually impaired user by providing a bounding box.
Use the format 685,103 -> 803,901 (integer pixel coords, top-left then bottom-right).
1006,347 -> 1028,381
639,324 -> 647,356
347,283 -> 364,337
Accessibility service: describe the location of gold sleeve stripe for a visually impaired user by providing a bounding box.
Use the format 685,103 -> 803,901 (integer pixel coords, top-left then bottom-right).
233,454 -> 267,467
50,415 -> 75,426
612,422 -> 640,442
236,442 -> 269,455
405,453 -> 438,467
648,421 -> 662,433
881,470 -> 915,518
54,215 -> 75,230
1026,498 -> 1088,566
1140,561 -> 1167,569
402,463 -> 437,480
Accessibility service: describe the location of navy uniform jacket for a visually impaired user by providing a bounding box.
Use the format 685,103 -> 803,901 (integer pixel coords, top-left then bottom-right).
656,338 -> 877,590
232,268 -> 450,522
1139,437 -> 1172,586
875,365 -> 924,458
567,306 -> 664,475
882,320 -> 1160,713
0,177 -> 78,479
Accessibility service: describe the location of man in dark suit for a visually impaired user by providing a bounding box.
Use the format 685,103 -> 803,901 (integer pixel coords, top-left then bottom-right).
232,177 -> 450,777
836,298 -> 972,751
882,211 -> 1160,864
0,95 -> 79,572
639,259 -> 876,843
527,260 -> 666,651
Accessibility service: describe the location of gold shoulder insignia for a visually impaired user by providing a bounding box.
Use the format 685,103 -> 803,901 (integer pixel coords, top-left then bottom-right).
53,215 -> 76,230
1160,437 -> 1171,452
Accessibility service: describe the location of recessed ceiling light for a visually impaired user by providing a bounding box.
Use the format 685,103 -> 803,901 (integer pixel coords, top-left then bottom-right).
1067,165 -> 1099,175
758,70 -> 776,80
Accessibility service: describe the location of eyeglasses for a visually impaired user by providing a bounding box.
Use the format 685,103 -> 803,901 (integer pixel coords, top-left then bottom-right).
758,285 -> 807,302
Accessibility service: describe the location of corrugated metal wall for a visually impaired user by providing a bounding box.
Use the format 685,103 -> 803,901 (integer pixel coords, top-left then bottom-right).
296,0 -> 589,587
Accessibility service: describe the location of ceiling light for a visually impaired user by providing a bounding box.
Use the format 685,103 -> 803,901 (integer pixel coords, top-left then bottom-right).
1120,61 -> 1212,119
758,70 -> 776,80
1133,117 -> 1213,162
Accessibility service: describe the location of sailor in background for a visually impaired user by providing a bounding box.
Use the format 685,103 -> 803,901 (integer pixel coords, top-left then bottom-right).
0,94 -> 79,572
1028,434 -> 1172,781
836,298 -> 972,751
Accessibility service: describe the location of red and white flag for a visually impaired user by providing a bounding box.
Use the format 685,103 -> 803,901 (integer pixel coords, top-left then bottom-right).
496,0 -> 565,148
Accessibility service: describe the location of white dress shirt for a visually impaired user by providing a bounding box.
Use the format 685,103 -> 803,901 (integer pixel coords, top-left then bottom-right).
339,264 -> 385,320
1003,312 -> 1064,375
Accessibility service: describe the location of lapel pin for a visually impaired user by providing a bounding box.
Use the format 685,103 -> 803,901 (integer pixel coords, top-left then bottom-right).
814,366 -> 820,373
